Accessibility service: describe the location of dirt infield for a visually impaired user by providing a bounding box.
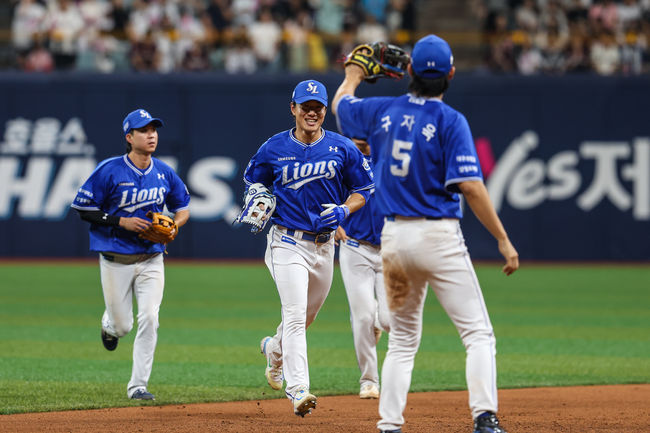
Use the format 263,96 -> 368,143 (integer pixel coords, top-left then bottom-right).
2,384 -> 648,433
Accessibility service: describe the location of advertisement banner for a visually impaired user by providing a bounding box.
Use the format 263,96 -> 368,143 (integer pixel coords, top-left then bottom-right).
0,73 -> 647,260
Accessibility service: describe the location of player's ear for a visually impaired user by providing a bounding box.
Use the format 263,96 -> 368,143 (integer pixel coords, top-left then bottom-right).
448,66 -> 456,81
290,101 -> 297,117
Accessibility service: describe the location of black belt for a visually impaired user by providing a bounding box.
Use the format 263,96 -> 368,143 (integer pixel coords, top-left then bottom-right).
278,226 -> 331,244
386,215 -> 443,221
101,252 -> 159,264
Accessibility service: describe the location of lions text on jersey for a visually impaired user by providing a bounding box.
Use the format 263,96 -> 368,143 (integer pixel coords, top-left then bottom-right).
244,128 -> 374,232
71,154 -> 190,254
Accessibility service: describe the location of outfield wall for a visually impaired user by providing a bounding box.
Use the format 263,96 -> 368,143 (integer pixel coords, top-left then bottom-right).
0,73 -> 648,260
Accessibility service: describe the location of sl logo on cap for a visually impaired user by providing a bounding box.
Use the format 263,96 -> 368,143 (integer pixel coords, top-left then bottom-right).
306,82 -> 319,94
140,109 -> 152,119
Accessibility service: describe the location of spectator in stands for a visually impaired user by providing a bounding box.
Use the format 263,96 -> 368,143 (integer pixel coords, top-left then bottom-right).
109,0 -> 130,40
24,35 -> 54,73
355,12 -> 388,44
360,0 -> 389,23
486,11 -> 516,72
129,28 -> 160,71
564,31 -> 591,73
589,0 -> 619,32
182,41 -> 210,71
175,4 -> 209,70
590,29 -> 621,75
620,20 -> 647,74
232,0 -> 258,26
11,0 -> 47,67
224,26 -> 257,73
153,16 -> 178,73
385,0 -> 415,44
247,7 -> 283,71
284,10 -> 311,72
541,24 -> 569,73
515,0 -> 539,33
618,0 -> 642,31
207,0 -> 233,32
539,0 -> 569,35
314,0 -> 345,36
44,0 -> 85,70
517,33 -> 544,74
565,0 -> 590,24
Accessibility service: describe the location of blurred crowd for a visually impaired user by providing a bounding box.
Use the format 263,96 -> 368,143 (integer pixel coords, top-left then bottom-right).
479,0 -> 650,75
10,0 -> 415,73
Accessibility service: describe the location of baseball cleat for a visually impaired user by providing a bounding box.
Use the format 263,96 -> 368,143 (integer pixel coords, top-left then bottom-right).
260,336 -> 283,390
380,430 -> 402,433
473,412 -> 507,433
130,389 -> 155,400
292,389 -> 317,417
101,329 -> 118,351
359,383 -> 379,399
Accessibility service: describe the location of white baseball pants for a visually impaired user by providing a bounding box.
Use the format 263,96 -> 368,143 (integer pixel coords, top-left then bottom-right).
339,239 -> 390,388
99,253 -> 164,398
377,218 -> 498,432
263,225 -> 335,399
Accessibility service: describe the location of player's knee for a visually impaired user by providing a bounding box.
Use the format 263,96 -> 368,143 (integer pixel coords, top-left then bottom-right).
113,320 -> 133,336
354,312 -> 374,329
282,304 -> 307,333
137,310 -> 159,329
460,327 -> 495,349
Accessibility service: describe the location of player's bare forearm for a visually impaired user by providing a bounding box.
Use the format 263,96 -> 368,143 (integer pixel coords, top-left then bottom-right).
351,138 -> 371,156
458,180 -> 519,275
344,192 -> 366,214
332,66 -> 365,115
172,209 -> 190,228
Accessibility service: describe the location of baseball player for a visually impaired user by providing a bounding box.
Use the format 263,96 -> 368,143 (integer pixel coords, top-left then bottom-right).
241,80 -> 374,416
71,108 -> 190,400
332,35 -> 519,433
335,146 -> 390,400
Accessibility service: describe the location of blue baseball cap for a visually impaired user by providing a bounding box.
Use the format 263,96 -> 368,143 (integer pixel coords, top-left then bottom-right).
291,80 -> 328,107
411,34 -> 454,79
122,108 -> 164,134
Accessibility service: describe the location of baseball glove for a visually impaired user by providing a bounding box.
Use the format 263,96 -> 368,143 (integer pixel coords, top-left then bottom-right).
139,211 -> 178,244
344,42 -> 410,83
234,183 -> 276,234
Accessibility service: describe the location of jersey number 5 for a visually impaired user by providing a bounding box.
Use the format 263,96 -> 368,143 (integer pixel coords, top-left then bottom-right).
390,139 -> 413,177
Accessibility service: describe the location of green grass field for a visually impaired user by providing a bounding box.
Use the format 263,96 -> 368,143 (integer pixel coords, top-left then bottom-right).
0,261 -> 648,415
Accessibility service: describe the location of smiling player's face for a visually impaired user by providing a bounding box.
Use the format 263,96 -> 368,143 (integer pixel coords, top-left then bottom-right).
292,101 -> 326,137
127,124 -> 158,155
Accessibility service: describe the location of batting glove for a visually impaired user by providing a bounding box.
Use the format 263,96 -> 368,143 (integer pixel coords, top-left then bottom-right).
318,203 -> 350,230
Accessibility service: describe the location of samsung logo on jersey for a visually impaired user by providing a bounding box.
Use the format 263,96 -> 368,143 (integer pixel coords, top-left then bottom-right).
278,157 -> 296,161
281,160 -> 338,190
118,182 -> 135,186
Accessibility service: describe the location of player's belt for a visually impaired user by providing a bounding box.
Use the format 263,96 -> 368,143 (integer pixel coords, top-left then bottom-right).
386,215 -> 443,221
276,225 -> 331,244
101,252 -> 159,265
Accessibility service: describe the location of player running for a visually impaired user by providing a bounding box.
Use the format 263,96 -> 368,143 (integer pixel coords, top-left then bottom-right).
335,142 -> 390,400
71,108 -> 190,401
239,80 -> 374,416
333,35 -> 519,433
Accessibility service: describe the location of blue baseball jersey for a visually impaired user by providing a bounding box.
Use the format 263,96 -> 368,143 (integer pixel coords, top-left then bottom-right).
71,154 -> 190,254
340,156 -> 383,245
243,128 -> 374,232
336,94 -> 483,219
